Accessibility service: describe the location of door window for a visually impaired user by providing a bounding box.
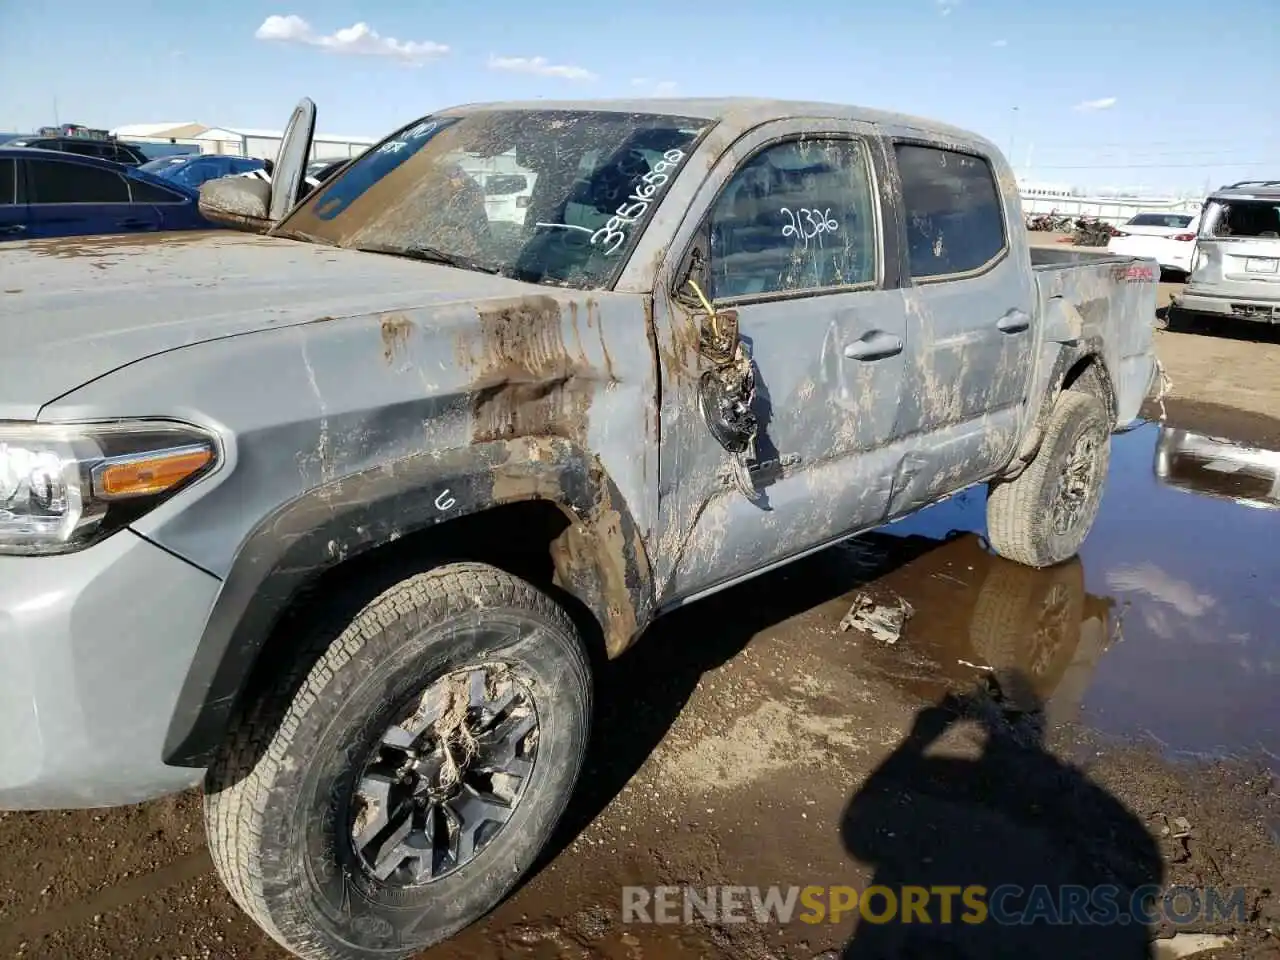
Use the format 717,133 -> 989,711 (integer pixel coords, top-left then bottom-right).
28,160 -> 131,203
705,138 -> 879,300
894,143 -> 1006,279
0,159 -> 15,205
129,178 -> 186,203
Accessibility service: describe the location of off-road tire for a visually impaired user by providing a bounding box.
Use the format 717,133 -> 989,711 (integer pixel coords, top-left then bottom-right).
203,562 -> 592,960
986,390 -> 1111,568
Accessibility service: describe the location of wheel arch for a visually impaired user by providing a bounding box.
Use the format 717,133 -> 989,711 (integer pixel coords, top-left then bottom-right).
1010,339 -> 1115,474
162,436 -> 654,768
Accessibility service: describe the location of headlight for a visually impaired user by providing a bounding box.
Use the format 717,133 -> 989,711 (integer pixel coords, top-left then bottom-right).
0,420 -> 219,556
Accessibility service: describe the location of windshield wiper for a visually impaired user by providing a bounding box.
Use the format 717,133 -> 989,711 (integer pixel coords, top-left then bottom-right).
354,242 -> 503,275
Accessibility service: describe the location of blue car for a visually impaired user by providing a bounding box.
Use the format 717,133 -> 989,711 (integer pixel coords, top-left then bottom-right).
0,147 -> 215,240
138,153 -> 265,190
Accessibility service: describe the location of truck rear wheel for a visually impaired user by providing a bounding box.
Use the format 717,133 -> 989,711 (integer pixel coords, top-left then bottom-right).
986,390 -> 1111,568
203,561 -> 592,960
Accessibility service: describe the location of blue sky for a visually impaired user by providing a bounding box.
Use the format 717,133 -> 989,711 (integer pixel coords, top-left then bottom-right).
2,0 -> 1276,192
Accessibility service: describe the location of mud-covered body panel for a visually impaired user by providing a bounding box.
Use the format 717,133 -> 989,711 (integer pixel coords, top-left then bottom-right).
41,281 -> 658,766
1021,248 -> 1160,452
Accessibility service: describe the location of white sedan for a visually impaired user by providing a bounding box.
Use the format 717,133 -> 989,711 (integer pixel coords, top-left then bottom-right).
1107,211 -> 1201,275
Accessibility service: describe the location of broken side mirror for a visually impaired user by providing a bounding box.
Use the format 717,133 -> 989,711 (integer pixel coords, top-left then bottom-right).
674,242 -> 758,459
198,176 -> 272,233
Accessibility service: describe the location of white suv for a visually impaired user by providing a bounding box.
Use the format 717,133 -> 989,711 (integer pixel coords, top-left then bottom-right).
1175,180 -> 1280,324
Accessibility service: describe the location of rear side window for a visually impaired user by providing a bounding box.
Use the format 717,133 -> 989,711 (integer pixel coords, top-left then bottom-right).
29,159 -> 131,203
60,140 -> 106,158
129,178 -> 186,203
895,143 -> 1006,279
0,159 -> 15,204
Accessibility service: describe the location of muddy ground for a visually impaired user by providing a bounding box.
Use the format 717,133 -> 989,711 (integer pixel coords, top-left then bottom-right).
1,266 -> 1278,959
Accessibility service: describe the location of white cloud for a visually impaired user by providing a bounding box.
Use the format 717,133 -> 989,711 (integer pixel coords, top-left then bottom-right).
631,77 -> 679,96
254,15 -> 449,64
1074,96 -> 1118,112
487,54 -> 596,81
1106,563 -> 1216,617
936,0 -> 960,15
991,39 -> 1008,47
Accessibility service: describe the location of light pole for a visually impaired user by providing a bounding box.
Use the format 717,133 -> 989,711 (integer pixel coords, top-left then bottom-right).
1009,106 -> 1019,171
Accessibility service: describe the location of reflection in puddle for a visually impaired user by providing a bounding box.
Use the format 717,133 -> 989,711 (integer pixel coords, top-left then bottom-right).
837,533 -> 1117,731
1155,426 -> 1280,510
860,417 -> 1280,769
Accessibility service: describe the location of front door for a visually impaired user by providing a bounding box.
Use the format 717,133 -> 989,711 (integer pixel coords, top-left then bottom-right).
649,120 -> 910,605
879,136 -> 1037,516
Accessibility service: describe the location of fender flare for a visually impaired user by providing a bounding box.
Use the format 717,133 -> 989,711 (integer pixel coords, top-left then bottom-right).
161,436 -> 654,768
1012,335 -> 1115,470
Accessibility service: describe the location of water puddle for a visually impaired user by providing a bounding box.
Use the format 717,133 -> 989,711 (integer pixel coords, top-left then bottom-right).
859,409 -> 1280,769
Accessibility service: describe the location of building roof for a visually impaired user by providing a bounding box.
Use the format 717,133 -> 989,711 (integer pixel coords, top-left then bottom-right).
112,121 -> 201,138
111,122 -> 376,145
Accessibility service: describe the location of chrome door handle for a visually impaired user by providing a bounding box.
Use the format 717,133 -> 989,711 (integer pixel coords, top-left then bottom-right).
843,331 -> 904,361
997,309 -> 1031,333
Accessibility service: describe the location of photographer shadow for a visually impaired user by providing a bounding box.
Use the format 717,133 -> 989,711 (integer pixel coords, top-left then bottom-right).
840,673 -> 1163,959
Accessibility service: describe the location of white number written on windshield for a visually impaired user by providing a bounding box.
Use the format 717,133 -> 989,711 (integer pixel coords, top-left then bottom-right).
376,120 -> 441,156
590,149 -> 687,256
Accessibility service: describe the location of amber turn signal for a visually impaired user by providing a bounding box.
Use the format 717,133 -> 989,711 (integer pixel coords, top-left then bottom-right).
93,446 -> 215,500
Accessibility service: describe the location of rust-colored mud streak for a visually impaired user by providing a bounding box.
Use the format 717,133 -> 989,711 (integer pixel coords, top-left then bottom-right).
379,313 -> 415,365
462,296 -> 604,444
547,473 -> 642,657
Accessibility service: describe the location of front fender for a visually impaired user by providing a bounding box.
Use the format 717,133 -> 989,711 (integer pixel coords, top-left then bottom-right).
161,435 -> 653,768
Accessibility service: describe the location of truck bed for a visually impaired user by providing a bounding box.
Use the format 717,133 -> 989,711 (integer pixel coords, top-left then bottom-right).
1028,244 -> 1160,429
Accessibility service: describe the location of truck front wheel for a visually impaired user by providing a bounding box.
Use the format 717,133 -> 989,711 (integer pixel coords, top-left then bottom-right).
203,561 -> 592,960
986,390 -> 1111,568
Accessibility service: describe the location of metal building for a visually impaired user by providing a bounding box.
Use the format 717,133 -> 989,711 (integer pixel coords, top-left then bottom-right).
111,122 -> 376,162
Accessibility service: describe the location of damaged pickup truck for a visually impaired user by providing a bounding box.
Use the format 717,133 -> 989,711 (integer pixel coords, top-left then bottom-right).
0,97 -> 1159,959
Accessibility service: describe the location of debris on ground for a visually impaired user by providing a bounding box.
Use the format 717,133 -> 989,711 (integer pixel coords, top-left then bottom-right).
1152,932 -> 1236,959
839,593 -> 913,644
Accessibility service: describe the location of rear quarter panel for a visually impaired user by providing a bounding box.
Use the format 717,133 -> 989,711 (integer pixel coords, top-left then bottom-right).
1027,248 -> 1159,433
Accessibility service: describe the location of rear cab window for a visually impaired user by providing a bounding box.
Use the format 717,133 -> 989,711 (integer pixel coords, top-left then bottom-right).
894,143 -> 1007,279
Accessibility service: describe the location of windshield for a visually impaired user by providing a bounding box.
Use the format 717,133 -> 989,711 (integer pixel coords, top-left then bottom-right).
279,109 -> 715,289
139,157 -> 187,176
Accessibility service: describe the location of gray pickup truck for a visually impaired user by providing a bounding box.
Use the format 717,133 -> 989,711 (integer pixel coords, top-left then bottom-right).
0,97 -> 1158,959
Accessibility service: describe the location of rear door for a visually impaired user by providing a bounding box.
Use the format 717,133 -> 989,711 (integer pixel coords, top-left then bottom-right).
0,157 -> 26,239
23,157 -> 162,238
881,134 -> 1037,517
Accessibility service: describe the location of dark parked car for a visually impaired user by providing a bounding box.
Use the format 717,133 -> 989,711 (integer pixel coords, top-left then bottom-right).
0,147 -> 215,240
3,134 -> 148,166
139,153 -> 266,190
